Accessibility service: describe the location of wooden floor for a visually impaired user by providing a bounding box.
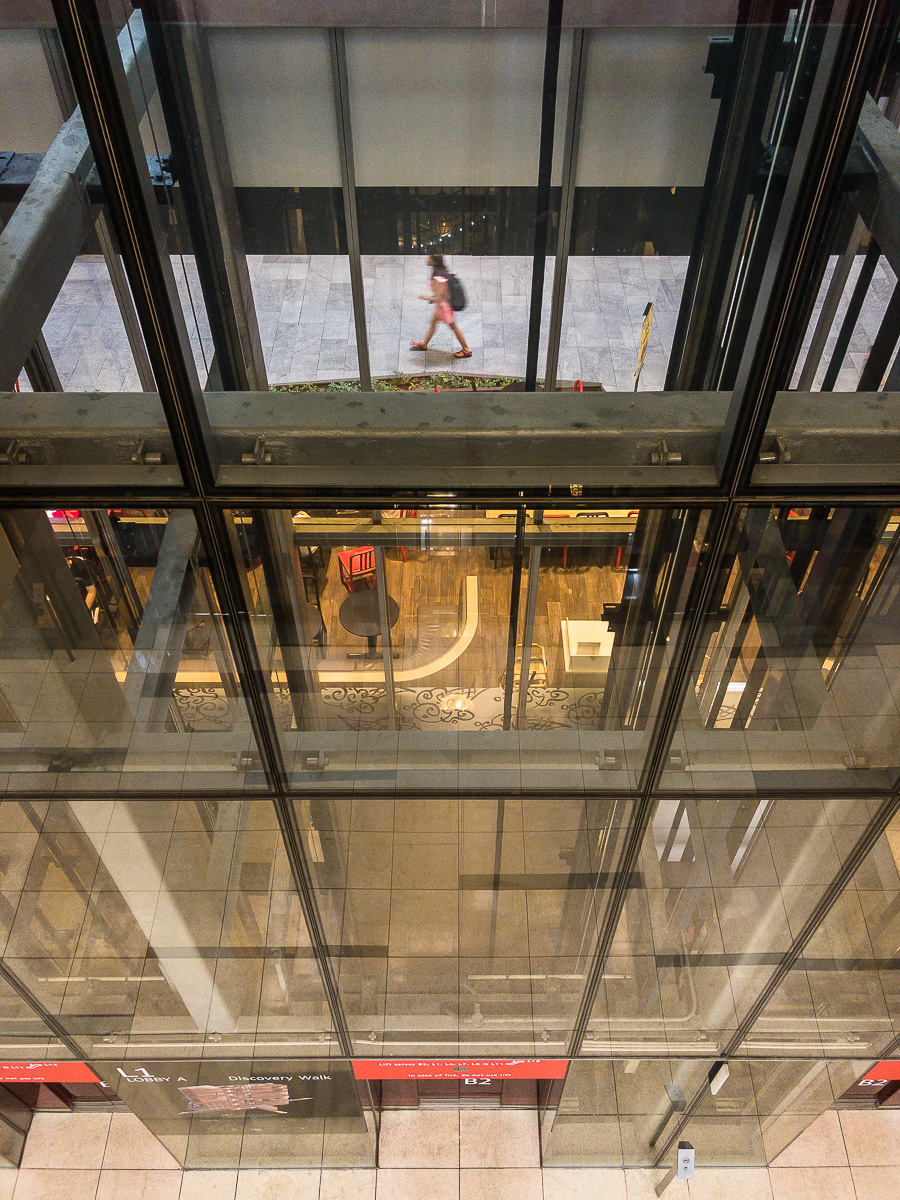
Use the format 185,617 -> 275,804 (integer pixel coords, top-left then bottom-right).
314,544 -> 625,691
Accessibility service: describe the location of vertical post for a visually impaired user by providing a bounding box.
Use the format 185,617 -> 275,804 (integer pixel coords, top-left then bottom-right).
372,545 -> 397,730
502,507 -> 527,730
544,28 -> 586,393
515,545 -> 542,728
524,0 -> 564,392
330,28 -> 372,391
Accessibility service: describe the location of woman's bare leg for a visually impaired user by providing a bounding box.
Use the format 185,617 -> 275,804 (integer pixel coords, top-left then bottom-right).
417,315 -> 439,349
450,322 -> 470,353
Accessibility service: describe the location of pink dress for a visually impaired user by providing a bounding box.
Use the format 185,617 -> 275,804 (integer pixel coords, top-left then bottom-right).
431,274 -> 455,324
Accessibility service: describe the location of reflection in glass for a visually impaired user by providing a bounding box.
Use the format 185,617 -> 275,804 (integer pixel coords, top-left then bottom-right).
663,506 -> 900,791
0,509 -> 261,791
742,811 -> 900,1061
231,507 -> 707,792
0,798 -> 334,1059
584,795 -> 875,1059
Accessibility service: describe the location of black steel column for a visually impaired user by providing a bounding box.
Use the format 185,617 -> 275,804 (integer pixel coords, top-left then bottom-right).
329,27 -> 372,391
142,0 -> 269,392
544,27 -> 586,392
524,0 -> 564,392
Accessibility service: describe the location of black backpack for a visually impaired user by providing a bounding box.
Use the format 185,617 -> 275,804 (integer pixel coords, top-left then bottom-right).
448,273 -> 467,312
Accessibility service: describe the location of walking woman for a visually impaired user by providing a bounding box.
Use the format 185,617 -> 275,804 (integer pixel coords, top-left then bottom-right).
410,254 -> 471,358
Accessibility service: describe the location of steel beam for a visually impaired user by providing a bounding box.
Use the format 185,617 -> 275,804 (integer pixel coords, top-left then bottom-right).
857,92 -> 900,273
4,388 -> 900,492
0,12 -> 155,391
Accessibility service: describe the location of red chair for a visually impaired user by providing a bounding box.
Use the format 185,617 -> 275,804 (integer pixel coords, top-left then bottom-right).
338,546 -> 376,592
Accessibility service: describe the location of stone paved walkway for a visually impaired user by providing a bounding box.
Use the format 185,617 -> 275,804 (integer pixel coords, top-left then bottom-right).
16,252 -> 898,394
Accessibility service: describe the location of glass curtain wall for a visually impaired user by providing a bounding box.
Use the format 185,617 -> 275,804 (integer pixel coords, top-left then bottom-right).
2,0 -> 900,1178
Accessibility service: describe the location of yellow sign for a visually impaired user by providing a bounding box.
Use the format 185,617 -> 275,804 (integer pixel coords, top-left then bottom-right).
634,301 -> 653,390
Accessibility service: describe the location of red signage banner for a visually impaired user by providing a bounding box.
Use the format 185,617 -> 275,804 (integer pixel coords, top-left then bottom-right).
0,1062 -> 101,1084
860,1061 -> 900,1082
351,1059 -> 569,1081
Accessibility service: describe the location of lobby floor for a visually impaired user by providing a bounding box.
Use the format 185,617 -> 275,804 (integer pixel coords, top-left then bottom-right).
5,1106 -> 900,1200
16,250 -> 897,395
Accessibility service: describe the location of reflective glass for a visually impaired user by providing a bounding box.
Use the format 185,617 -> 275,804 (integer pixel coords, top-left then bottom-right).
230,506 -> 708,792
0,12 -> 175,478
295,791 -> 631,1058
584,794 -> 874,1058
0,509 -> 262,792
741,810 -> 900,1061
662,505 -> 900,792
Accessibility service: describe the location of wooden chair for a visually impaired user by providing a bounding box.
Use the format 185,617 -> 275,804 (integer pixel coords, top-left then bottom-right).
338,546 -> 376,592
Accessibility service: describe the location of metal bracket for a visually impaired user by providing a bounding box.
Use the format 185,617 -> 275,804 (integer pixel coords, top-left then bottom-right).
0,439 -> 29,465
241,437 -> 273,465
594,750 -> 623,770
130,439 -> 164,465
758,433 -> 792,464
651,439 -> 683,465
302,750 -> 329,771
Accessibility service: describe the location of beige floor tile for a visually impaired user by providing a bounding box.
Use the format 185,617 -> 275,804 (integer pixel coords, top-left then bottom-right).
459,1167 -> 542,1200
376,1167 -> 459,1200
13,1169 -> 100,1200
319,1168 -> 376,1200
624,1169 -> 689,1200
769,1111 -> 847,1168
234,1168 -> 320,1199
850,1166 -> 900,1199
840,1110 -> 900,1165
0,1175 -> 15,1200
20,1112 -> 110,1169
542,1167 -> 627,1199
379,1112 -> 459,1169
459,1110 -> 539,1169
178,1170 -> 238,1200
96,1170 -> 181,1200
687,1167 -> 772,1200
769,1167 -> 855,1200
102,1116 -> 181,1171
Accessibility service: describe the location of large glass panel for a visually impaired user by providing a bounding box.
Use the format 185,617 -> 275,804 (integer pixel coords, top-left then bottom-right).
230,506 -> 708,792
740,810 -> 900,1062
351,26 -> 545,385
661,505 -> 900,792
296,791 -> 632,1059
0,509 -> 262,792
0,798 -> 334,1059
557,26 -> 722,390
583,794 -> 872,1058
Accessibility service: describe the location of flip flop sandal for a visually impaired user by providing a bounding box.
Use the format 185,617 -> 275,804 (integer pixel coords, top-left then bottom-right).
410,341 -> 427,350
454,349 -> 472,358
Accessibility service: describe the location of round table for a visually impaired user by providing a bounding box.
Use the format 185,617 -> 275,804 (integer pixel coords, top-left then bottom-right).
339,589 -> 400,653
